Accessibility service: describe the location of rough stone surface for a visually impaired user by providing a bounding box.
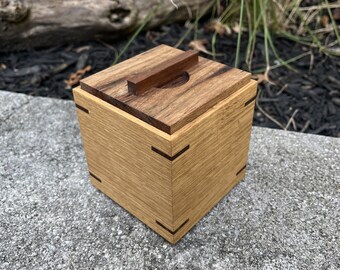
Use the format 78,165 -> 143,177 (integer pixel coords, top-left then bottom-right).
0,91 -> 339,270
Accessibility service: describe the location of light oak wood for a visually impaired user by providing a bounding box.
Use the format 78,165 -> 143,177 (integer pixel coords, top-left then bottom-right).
73,78 -> 256,244
170,81 -> 256,242
80,45 -> 251,134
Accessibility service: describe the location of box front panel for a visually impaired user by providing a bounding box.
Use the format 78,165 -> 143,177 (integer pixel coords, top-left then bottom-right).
171,80 -> 257,242
73,88 -> 175,240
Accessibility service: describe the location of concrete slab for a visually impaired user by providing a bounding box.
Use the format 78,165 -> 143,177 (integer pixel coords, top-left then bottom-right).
0,91 -> 339,269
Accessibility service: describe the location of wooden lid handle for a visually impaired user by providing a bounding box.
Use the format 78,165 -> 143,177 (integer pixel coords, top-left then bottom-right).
127,50 -> 199,96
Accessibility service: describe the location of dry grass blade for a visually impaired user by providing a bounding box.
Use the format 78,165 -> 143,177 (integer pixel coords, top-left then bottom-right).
301,120 -> 311,133
298,3 -> 340,11
205,19 -> 231,36
285,109 -> 299,130
189,39 -> 222,55
256,89 -> 285,130
252,69 -> 275,85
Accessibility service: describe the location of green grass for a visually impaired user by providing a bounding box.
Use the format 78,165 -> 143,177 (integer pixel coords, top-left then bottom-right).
112,9 -> 155,65
211,0 -> 340,71
113,0 -> 339,71
234,0 -> 245,68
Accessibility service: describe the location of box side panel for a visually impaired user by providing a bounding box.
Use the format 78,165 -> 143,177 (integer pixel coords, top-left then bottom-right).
73,87 -> 175,242
171,80 -> 257,243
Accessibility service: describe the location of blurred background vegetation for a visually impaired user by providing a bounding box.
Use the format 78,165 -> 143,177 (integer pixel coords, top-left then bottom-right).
117,0 -> 339,72
0,0 -> 339,136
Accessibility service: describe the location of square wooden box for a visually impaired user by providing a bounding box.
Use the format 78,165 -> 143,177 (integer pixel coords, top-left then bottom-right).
73,45 -> 257,244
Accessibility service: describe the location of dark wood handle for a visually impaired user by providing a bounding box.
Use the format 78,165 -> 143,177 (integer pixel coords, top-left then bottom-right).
127,50 -> 199,96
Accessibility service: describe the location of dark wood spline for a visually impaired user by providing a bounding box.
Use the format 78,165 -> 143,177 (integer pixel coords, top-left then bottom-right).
151,145 -> 190,161
236,164 -> 247,176
75,104 -> 89,114
89,172 -> 102,182
156,218 -> 189,235
244,95 -> 257,106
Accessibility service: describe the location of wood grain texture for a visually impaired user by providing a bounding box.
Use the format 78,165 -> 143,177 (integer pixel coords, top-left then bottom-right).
170,81 -> 257,243
73,79 -> 256,244
127,50 -> 198,96
80,44 -> 251,134
73,87 -> 173,229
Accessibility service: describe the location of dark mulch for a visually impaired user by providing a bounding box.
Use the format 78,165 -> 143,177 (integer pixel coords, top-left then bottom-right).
0,23 -> 339,137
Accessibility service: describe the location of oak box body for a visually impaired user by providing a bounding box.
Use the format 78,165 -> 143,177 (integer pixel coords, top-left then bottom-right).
73,45 -> 257,243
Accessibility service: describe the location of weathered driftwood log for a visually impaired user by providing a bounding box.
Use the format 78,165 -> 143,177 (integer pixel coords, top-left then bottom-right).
0,0 -> 211,51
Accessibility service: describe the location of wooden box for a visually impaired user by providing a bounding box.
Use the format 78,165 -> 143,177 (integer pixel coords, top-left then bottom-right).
73,45 -> 257,244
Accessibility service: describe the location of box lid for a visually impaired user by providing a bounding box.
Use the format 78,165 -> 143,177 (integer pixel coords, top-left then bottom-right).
80,44 -> 251,134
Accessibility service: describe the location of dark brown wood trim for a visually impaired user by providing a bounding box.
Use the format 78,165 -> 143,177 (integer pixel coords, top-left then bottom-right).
236,164 -> 247,176
156,219 -> 189,235
244,95 -> 257,107
151,145 -> 190,161
127,50 -> 199,96
75,103 -> 89,114
89,172 -> 102,182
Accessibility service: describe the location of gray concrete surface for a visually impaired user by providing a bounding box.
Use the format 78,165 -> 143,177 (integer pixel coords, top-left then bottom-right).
0,90 -> 339,270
